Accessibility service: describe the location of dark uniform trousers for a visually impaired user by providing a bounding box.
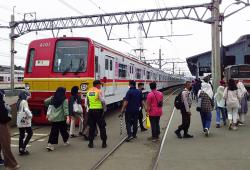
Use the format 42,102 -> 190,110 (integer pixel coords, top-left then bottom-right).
138,109 -> 144,129
125,112 -> 139,137
88,109 -> 107,142
177,108 -> 191,135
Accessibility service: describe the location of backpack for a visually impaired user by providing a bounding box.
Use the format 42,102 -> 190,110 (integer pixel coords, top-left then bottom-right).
174,91 -> 184,110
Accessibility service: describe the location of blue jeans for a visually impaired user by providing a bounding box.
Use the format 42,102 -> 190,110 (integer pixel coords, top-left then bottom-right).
216,107 -> 227,125
200,112 -> 212,129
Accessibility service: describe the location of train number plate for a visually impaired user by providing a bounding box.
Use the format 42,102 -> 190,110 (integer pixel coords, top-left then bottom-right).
35,60 -> 50,66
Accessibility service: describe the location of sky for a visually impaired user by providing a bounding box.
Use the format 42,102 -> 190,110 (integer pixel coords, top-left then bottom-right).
0,0 -> 249,76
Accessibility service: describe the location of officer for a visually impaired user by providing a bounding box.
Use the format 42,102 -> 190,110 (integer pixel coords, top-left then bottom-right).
86,80 -> 107,148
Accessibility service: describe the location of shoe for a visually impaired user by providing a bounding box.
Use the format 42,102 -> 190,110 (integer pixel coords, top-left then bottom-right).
102,141 -> 107,148
79,132 -> 83,136
183,134 -> 193,138
46,144 -> 54,151
232,126 -> 238,130
70,134 -> 76,138
0,159 -> 4,166
7,164 -> 21,170
64,141 -> 70,146
175,130 -> 182,139
216,124 -> 220,128
237,121 -> 244,126
19,148 -> 29,155
141,127 -> 147,132
88,141 -> 94,148
228,123 -> 233,130
204,128 -> 209,137
152,138 -> 157,142
223,121 -> 227,126
132,135 -> 137,139
83,134 -> 89,141
125,136 -> 133,142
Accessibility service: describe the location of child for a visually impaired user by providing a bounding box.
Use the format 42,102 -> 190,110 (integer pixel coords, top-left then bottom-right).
16,91 -> 33,155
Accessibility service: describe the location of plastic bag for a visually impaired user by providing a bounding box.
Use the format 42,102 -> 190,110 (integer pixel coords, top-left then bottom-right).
146,115 -> 151,129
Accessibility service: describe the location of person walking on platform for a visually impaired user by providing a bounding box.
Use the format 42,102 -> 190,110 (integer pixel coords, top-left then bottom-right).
121,80 -> 143,142
45,87 -> 69,151
16,91 -> 33,155
214,80 -> 227,128
175,81 -> 193,139
0,90 -> 20,169
237,81 -> 248,125
86,80 -> 107,148
223,79 -> 241,130
197,82 -> 213,136
138,82 -> 147,132
69,86 -> 83,138
146,82 -> 163,142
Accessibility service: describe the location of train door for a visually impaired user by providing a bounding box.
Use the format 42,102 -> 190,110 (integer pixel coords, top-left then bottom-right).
130,64 -> 134,80
95,56 -> 100,80
104,56 -> 114,96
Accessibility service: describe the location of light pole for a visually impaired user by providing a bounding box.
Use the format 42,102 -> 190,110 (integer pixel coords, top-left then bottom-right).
10,6 -> 16,92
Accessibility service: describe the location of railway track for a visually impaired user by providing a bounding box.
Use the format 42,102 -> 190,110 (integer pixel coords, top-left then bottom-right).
91,86 -> 181,170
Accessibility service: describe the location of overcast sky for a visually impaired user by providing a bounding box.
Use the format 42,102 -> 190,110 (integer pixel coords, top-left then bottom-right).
0,0 -> 249,75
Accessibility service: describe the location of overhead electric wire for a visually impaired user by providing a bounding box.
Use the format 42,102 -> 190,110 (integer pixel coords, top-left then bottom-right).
0,5 -> 23,16
57,0 -> 84,15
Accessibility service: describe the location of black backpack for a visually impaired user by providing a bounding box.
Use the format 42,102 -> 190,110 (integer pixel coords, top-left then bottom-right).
174,91 -> 184,110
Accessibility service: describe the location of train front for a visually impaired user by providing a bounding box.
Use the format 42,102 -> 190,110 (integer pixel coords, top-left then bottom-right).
23,37 -> 95,124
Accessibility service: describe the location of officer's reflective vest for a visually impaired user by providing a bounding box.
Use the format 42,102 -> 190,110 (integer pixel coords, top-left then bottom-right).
86,87 -> 102,109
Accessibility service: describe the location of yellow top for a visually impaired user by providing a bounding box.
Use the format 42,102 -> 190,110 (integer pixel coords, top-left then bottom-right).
86,87 -> 103,109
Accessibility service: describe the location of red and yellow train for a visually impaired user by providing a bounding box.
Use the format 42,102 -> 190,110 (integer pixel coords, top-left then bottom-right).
24,37 -> 185,124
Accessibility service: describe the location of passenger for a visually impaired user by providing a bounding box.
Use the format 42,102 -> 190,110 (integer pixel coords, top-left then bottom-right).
69,86 -> 83,138
197,81 -> 213,137
137,82 -> 147,132
146,82 -> 163,142
16,91 -> 33,155
237,81 -> 248,125
121,80 -> 143,142
86,80 -> 107,148
0,90 -> 20,169
223,79 -> 241,130
174,81 -> 193,139
214,80 -> 227,128
45,87 -> 69,151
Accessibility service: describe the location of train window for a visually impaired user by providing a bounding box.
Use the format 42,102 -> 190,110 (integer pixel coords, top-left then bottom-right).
95,56 -> 98,72
118,64 -> 127,78
136,68 -> 141,79
110,60 -> 113,71
53,40 -> 88,73
244,55 -> 250,64
146,71 -> 150,80
18,77 -> 23,82
0,76 -> 3,82
27,49 -> 35,73
105,59 -> 109,70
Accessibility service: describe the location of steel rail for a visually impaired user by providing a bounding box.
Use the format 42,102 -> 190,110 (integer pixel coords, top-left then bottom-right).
152,88 -> 181,170
91,86 -> 181,170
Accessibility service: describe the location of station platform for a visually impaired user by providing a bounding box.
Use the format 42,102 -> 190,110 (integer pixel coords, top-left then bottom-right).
3,94 -> 250,170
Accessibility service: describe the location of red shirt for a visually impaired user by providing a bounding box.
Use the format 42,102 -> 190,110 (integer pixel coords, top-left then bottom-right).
146,90 -> 163,116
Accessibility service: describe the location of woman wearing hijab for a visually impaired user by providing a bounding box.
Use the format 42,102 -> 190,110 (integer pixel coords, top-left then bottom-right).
16,91 -> 33,155
44,87 -> 69,151
214,80 -> 227,128
197,81 -> 214,137
223,79 -> 241,130
237,81 -> 248,125
69,86 -> 83,137
0,90 -> 20,169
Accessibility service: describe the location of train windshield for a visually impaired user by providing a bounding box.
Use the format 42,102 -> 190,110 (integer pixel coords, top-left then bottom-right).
53,40 -> 88,73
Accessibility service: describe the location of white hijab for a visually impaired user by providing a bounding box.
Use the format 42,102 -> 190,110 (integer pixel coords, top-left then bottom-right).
237,81 -> 247,97
198,82 -> 213,99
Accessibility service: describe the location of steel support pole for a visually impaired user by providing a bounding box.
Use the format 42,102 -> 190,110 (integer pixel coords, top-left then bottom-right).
10,14 -> 15,92
159,49 -> 162,69
211,0 -> 221,91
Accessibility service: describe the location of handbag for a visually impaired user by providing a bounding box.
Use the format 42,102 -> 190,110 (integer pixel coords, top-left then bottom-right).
73,101 -> 83,115
46,105 -> 56,122
146,115 -> 151,129
196,97 -> 202,112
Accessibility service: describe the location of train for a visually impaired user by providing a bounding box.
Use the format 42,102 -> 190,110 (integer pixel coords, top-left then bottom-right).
224,64 -> 250,89
23,37 -> 185,124
0,70 -> 24,89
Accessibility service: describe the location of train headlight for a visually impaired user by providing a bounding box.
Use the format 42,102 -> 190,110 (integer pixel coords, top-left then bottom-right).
80,83 -> 88,91
25,83 -> 30,90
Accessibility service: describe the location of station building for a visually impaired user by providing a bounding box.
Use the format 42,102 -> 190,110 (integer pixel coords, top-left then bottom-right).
186,34 -> 250,77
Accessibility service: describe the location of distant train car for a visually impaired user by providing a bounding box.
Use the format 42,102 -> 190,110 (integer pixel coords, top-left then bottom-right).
24,37 -> 185,124
224,64 -> 250,89
0,70 -> 24,89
